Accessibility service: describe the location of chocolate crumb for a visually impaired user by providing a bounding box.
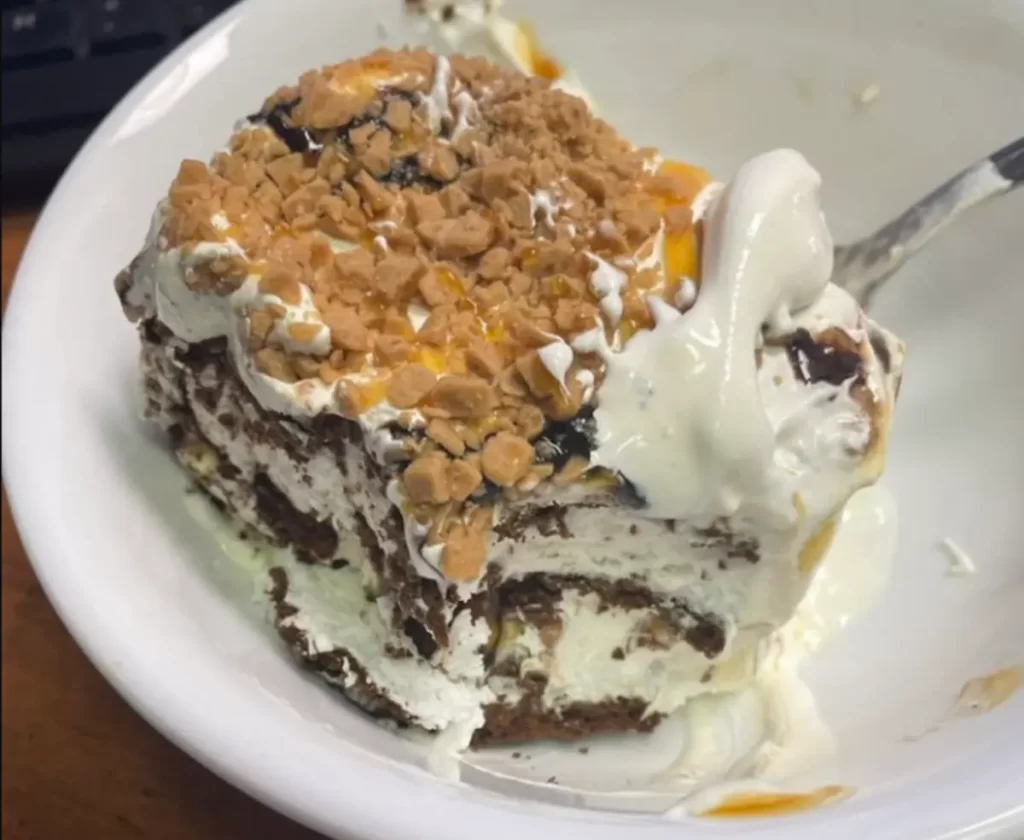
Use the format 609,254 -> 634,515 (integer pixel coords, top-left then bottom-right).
403,616 -> 440,660
250,100 -> 319,155
533,408 -> 596,470
785,328 -> 862,386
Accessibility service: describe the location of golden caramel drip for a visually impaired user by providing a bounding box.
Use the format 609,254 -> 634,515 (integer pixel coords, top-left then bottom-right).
700,785 -> 852,819
798,512 -> 840,575
613,159 -> 710,344
513,22 -> 563,81
654,159 -> 713,205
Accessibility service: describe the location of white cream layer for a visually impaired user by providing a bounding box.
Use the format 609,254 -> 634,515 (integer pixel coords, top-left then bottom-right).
407,0 -> 596,110
580,150 -> 838,523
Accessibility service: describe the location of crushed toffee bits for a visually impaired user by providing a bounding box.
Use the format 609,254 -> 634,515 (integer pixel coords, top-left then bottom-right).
153,47 -> 713,581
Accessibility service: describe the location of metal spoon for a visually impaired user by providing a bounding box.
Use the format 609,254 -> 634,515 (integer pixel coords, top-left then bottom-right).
832,136 -> 1024,307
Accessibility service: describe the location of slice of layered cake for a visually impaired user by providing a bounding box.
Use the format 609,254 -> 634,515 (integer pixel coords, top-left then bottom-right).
115,47 -> 904,744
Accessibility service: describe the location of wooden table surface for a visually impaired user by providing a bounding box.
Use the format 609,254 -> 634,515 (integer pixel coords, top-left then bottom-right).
1,212 -> 325,840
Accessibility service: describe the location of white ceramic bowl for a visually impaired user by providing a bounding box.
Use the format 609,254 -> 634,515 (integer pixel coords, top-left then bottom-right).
4,1 -> 1023,837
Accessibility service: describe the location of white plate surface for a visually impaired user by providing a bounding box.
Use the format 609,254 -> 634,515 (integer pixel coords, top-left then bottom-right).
3,0 -> 1023,838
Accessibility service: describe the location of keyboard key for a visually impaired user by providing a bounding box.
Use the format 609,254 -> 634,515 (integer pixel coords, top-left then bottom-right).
2,0 -> 239,195
2,48 -> 167,126
3,123 -> 96,196
177,0 -> 235,34
1,5 -> 78,64
87,0 -> 167,49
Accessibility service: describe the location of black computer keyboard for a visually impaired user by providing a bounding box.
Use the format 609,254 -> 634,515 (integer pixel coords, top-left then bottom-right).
2,0 -> 240,200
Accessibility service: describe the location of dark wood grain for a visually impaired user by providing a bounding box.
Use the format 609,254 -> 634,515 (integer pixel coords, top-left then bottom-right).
1,213 -> 326,840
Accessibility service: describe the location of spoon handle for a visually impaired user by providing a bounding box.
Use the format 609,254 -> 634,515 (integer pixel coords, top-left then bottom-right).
833,136 -> 1024,306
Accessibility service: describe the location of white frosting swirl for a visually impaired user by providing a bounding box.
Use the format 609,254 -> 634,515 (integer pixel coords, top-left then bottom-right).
123,204 -> 416,454
580,150 -> 870,526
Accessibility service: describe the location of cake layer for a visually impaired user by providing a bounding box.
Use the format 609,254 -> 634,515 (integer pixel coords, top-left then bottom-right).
138,321 -> 739,737
137,299 -> 899,742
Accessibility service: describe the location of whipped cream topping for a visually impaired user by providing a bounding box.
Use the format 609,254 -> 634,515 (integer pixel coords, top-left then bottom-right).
579,150 -> 842,523
586,252 -> 629,326
529,189 -> 562,229
407,0 -> 596,110
537,336 -> 574,391
126,206 -> 336,417
421,53 -> 453,132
